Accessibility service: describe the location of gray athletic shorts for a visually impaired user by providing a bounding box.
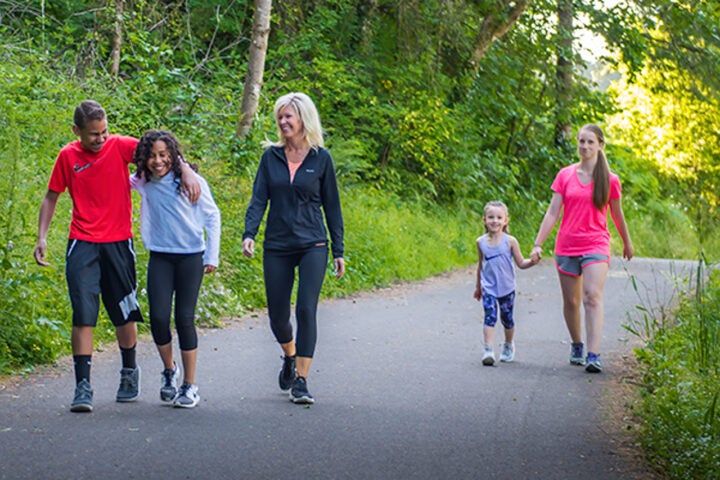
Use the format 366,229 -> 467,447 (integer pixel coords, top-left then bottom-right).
554,253 -> 609,276
65,239 -> 143,327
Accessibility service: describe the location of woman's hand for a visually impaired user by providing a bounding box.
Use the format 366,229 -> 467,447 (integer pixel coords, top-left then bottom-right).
242,238 -> 255,258
333,257 -> 345,279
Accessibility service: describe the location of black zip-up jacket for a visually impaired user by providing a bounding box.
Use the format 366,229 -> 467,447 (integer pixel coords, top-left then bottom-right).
243,146 -> 344,258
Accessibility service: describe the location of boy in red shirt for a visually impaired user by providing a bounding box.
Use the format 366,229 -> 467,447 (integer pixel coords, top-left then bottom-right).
34,100 -> 199,412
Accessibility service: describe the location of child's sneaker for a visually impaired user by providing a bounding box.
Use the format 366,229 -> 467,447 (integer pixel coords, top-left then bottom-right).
500,342 -> 515,362
160,362 -> 180,403
482,347 -> 495,366
570,342 -> 585,365
70,379 -> 93,412
585,352 -> 602,373
289,376 -> 314,404
116,366 -> 140,402
173,382 -> 200,408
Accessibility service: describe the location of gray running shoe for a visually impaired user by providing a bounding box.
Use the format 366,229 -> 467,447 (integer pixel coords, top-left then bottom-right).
500,342 -> 515,362
70,379 -> 94,412
116,367 -> 140,402
173,382 -> 200,408
278,355 -> 296,391
482,347 -> 495,366
160,363 -> 180,403
289,376 -> 314,404
570,342 -> 585,365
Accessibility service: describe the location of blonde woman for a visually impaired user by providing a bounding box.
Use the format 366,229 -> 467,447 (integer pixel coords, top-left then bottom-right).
242,93 -> 345,404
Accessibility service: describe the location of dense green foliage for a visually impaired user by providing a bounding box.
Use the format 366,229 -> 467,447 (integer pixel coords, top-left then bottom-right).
1,2 -> 719,476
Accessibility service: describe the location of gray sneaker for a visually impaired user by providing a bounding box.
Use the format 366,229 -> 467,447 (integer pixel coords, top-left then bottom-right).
173,382 -> 200,408
482,347 -> 495,366
500,342 -> 515,362
70,379 -> 93,412
570,342 -> 585,365
160,363 -> 180,403
116,367 -> 140,402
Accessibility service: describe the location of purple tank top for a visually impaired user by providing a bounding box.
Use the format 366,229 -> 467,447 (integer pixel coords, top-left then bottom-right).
480,234 -> 516,297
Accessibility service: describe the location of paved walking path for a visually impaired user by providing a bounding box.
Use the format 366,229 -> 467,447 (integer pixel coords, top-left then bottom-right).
0,257 -> 689,479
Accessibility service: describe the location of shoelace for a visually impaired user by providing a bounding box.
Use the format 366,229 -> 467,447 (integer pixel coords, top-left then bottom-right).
120,372 -> 137,389
162,369 -> 176,387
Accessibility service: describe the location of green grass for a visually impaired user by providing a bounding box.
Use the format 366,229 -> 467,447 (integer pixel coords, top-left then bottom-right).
626,258 -> 720,479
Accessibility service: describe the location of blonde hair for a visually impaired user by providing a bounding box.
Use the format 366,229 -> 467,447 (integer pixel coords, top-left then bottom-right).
579,124 -> 610,210
483,200 -> 510,233
262,92 -> 324,150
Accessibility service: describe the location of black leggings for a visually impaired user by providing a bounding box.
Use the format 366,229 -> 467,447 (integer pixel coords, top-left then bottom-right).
147,251 -> 204,351
263,246 -> 328,358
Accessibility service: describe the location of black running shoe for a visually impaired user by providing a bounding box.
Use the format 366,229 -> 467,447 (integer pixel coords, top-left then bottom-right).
278,355 -> 296,391
289,376 -> 314,404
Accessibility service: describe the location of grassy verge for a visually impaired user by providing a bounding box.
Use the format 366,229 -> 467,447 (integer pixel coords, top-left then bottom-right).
625,258 -> 720,479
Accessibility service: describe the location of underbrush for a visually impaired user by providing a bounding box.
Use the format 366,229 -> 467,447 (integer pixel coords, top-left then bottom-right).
626,258 -> 720,479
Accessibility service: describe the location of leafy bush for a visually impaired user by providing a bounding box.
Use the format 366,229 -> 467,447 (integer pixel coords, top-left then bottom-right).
629,260 -> 720,479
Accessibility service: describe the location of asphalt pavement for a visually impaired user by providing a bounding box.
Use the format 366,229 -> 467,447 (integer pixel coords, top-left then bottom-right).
0,257 -> 691,479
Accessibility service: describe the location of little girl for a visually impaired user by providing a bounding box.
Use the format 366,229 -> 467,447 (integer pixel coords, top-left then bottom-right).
131,130 -> 221,408
473,201 -> 537,366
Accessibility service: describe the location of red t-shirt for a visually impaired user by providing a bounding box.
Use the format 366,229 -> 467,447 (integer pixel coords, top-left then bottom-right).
48,135 -> 138,242
552,163 -> 622,256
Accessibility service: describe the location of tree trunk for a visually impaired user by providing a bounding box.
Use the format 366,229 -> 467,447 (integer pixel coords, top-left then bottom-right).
472,0 -> 531,70
109,0 -> 123,77
236,0 -> 272,139
555,0 -> 573,146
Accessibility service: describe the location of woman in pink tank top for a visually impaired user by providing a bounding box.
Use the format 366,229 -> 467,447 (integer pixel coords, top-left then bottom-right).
530,124 -> 634,373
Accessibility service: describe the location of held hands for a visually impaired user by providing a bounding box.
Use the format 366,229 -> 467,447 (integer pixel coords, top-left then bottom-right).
530,245 -> 543,264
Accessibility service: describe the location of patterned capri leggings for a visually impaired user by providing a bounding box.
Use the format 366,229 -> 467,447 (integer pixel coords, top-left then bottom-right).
482,291 -> 516,329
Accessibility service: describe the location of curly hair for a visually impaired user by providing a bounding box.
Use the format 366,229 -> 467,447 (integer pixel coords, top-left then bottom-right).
133,130 -> 197,187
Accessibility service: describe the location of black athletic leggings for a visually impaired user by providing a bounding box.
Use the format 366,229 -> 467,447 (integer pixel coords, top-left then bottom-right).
263,245 -> 328,358
147,251 -> 204,351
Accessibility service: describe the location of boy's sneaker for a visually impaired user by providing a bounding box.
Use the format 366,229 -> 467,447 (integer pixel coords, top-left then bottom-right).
570,342 -> 585,366
116,366 -> 140,402
289,376 -> 314,404
482,347 -> 495,366
585,353 -> 602,373
173,382 -> 200,408
160,363 -> 180,403
278,355 -> 296,391
70,379 -> 94,412
500,342 -> 515,362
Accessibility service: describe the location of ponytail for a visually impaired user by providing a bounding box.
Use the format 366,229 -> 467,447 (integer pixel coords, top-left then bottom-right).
580,124 -> 610,210
592,149 -> 610,209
